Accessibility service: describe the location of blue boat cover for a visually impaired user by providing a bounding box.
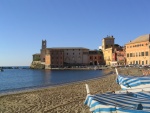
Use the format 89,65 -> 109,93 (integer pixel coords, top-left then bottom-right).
84,91 -> 150,113
116,75 -> 150,89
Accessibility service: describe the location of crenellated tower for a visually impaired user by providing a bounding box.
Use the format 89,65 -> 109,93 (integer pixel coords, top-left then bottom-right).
102,35 -> 115,51
102,35 -> 115,65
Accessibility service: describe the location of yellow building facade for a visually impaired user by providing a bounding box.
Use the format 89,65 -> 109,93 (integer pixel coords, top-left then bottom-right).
125,34 -> 150,65
102,36 -> 115,65
103,48 -> 113,65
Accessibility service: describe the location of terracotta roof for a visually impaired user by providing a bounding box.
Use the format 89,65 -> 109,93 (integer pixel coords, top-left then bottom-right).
126,34 -> 150,44
46,47 -> 89,50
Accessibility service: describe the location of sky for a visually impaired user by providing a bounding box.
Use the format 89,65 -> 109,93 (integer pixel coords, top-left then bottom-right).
0,0 -> 150,66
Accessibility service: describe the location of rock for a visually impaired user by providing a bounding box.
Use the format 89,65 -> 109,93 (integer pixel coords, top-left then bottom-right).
30,61 -> 45,69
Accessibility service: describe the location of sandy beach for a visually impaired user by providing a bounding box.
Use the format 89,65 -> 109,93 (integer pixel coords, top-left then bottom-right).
0,67 -> 144,113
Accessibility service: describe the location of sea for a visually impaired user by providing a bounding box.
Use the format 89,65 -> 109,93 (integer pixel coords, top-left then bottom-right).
0,66 -> 108,94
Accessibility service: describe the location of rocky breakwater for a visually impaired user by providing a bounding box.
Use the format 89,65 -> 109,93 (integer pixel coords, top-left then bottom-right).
30,61 -> 45,69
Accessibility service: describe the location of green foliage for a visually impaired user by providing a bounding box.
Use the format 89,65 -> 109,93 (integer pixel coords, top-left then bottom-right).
98,49 -> 103,54
33,57 -> 41,61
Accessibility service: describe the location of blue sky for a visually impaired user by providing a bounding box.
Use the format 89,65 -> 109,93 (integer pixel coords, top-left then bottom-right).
0,0 -> 150,66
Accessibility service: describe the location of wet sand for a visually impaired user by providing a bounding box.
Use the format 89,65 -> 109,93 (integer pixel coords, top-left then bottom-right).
0,68 -> 144,113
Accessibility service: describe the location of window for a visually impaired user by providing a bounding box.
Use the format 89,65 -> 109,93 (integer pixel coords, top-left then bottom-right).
130,53 -> 132,57
127,53 -> 129,57
145,51 -> 148,56
141,52 -> 144,56
136,53 -> 138,57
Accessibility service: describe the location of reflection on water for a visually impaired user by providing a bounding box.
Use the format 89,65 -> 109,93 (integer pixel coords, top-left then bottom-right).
0,69 -> 105,93
44,70 -> 51,85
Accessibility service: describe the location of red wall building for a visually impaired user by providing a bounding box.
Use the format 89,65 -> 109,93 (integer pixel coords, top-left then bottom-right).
112,47 -> 126,65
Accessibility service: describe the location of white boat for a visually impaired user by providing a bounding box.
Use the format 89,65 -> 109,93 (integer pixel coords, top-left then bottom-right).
0,68 -> 4,72
84,86 -> 150,112
115,68 -> 150,91
84,69 -> 150,113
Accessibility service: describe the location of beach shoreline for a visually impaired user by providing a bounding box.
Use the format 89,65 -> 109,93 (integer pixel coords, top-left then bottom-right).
0,68 -> 113,96
0,68 -> 144,113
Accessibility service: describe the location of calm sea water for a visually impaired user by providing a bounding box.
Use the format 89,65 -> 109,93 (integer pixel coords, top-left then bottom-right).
0,68 -> 106,93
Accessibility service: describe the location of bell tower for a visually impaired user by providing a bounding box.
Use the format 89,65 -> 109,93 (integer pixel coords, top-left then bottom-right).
40,40 -> 47,62
42,40 -> 47,49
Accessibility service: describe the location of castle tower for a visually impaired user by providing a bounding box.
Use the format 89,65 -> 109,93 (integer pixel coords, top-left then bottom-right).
102,35 -> 115,65
102,35 -> 115,51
